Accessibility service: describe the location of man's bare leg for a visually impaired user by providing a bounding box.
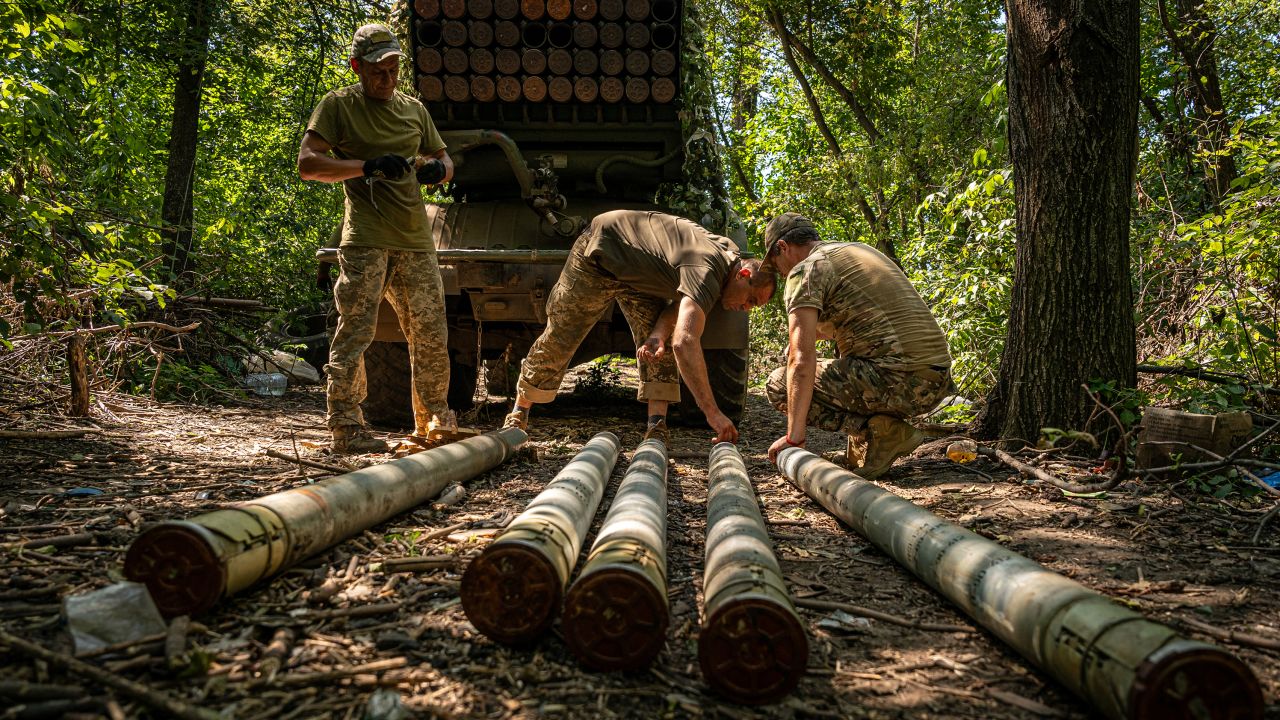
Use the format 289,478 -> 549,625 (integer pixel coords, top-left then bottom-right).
643,399 -> 670,445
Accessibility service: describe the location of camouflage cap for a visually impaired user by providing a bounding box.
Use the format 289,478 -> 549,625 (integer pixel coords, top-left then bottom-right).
351,24 -> 404,63
761,212 -> 819,270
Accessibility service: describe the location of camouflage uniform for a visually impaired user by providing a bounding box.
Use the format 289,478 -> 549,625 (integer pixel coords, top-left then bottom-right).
327,247 -> 450,431
768,241 -> 952,434
517,239 -> 682,404
765,360 -> 951,434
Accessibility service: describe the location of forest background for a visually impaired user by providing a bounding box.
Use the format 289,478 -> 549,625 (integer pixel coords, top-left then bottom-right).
1,0 -> 1277,439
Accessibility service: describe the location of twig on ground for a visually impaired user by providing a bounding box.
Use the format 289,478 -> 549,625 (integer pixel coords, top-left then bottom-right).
0,428 -> 100,439
793,597 -> 974,634
1181,617 -> 1280,652
0,630 -> 220,720
1252,503 -> 1280,545
264,449 -> 347,475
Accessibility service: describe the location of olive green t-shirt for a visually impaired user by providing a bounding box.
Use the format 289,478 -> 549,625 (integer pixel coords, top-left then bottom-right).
582,210 -> 738,313
306,84 -> 446,251
784,242 -> 951,370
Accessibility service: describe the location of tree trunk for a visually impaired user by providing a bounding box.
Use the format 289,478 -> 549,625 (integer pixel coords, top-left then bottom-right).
160,0 -> 210,281
975,0 -> 1139,443
1158,0 -> 1237,206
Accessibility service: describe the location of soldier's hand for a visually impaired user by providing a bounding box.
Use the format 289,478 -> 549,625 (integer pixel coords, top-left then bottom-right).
636,335 -> 667,364
362,154 -> 413,180
707,411 -> 738,444
315,265 -> 333,292
768,433 -> 805,464
416,158 -> 446,185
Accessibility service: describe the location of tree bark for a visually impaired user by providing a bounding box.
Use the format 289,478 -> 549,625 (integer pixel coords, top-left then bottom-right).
160,0 -> 210,281
67,335 -> 89,417
975,0 -> 1139,443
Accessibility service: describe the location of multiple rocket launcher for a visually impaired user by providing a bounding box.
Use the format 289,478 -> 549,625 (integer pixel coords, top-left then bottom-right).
124,429 -> 1264,715
412,0 -> 682,105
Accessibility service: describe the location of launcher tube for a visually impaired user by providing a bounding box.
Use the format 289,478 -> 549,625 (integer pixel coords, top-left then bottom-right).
698,443 -> 808,704
461,431 -> 621,644
777,447 -> 1263,720
562,439 -> 669,670
124,428 -> 529,617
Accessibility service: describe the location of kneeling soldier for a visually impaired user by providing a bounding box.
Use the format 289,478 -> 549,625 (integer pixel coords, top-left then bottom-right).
762,213 -> 952,477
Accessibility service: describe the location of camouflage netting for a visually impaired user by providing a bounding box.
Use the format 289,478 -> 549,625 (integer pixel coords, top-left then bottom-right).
655,1 -> 743,242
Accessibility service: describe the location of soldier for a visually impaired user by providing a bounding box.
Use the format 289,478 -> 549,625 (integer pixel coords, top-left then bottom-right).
762,213 -> 952,478
298,24 -> 457,453
502,210 -> 776,445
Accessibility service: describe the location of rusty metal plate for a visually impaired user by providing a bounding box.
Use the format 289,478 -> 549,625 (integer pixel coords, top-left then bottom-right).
698,596 -> 809,705
123,522 -> 225,618
460,542 -> 561,644
562,566 -> 668,671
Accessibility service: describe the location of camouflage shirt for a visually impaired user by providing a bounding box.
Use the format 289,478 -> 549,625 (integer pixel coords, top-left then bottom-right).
784,242 -> 951,370
307,84 -> 446,251
583,210 -> 738,314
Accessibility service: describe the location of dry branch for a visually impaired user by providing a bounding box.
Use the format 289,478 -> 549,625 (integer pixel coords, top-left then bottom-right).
0,630 -> 220,720
793,597 -> 974,634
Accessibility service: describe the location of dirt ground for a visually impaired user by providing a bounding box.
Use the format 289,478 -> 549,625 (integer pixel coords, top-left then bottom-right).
1,365 -> 1277,719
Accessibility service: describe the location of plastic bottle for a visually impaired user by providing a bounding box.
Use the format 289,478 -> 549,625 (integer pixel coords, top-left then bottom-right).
245,372 -> 288,397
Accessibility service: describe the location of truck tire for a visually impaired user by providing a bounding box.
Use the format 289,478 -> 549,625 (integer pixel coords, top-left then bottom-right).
361,342 -> 478,428
672,348 -> 748,427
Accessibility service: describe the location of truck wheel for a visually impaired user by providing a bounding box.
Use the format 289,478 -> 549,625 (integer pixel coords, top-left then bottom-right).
361,342 -> 478,428
672,348 -> 748,427
362,341 -> 413,428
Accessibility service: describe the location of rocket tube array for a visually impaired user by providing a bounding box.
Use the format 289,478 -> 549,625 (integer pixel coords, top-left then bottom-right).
777,447 -> 1264,720
123,427 -> 529,617
413,0 -> 679,104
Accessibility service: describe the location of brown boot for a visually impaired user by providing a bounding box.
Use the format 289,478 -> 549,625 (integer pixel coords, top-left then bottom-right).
643,417 -> 669,446
332,426 -> 389,454
858,415 -> 924,479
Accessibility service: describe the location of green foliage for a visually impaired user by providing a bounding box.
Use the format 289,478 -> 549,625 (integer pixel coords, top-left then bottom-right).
574,355 -> 630,399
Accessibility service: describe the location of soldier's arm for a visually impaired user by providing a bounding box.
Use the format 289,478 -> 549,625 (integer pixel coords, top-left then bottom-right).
637,301 -> 678,363
783,307 -> 819,444
672,296 -> 737,442
298,131 -> 364,183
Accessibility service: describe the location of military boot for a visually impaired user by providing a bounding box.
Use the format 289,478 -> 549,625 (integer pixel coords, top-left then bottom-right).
844,431 -> 867,468
858,415 -> 925,479
643,416 -> 670,446
332,426 -> 389,454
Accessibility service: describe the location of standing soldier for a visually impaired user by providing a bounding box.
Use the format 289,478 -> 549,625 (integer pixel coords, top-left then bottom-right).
298,23 -> 456,453
762,213 -> 952,478
502,210 -> 776,445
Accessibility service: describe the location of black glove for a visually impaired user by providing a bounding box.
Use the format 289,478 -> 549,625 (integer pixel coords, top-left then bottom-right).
416,158 -> 446,185
362,154 -> 412,180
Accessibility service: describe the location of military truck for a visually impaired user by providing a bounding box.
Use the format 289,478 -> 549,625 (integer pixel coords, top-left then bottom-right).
324,0 -> 750,427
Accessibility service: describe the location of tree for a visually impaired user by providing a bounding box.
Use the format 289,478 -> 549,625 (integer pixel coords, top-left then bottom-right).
160,0 -> 211,281
974,0 -> 1140,443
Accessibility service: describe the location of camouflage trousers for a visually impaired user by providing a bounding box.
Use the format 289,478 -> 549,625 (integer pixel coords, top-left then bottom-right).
766,358 -> 951,434
326,246 -> 450,430
518,241 -> 680,404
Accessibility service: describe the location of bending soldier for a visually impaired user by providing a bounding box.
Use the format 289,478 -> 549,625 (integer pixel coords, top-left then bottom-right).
503,210 -> 776,445
298,24 -> 456,453
762,213 -> 952,477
